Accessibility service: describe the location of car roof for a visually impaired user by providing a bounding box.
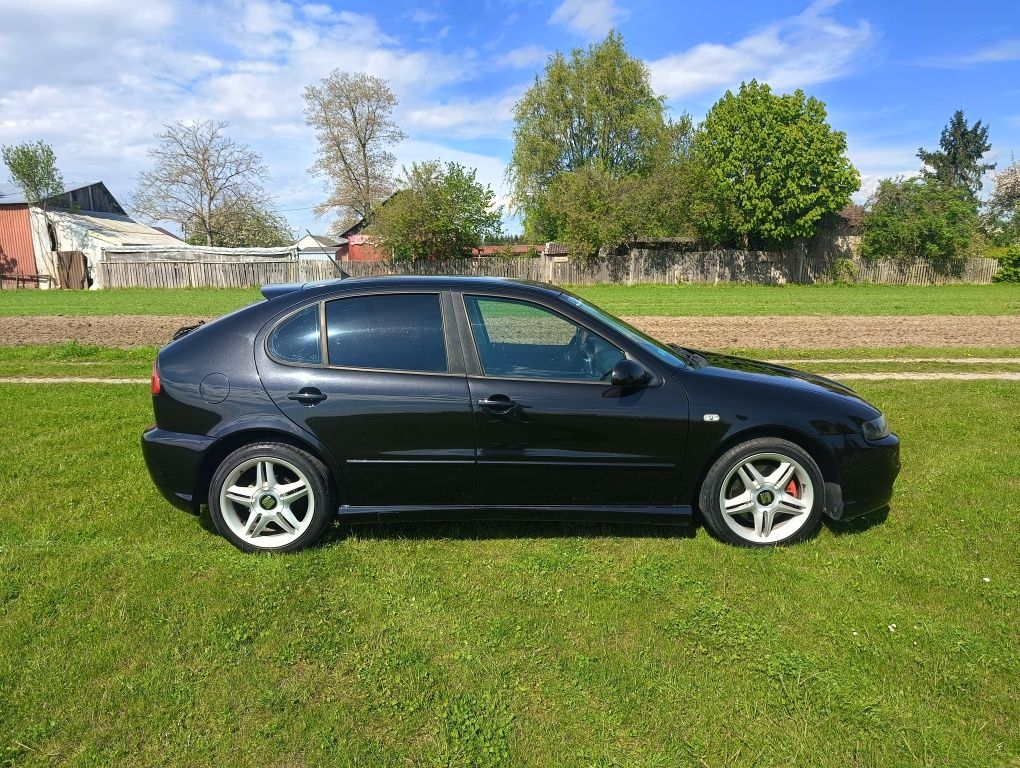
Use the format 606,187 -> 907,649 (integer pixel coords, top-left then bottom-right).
292,274 -> 564,300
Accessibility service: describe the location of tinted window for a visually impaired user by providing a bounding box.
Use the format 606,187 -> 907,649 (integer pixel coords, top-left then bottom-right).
326,293 -> 447,372
465,295 -> 624,381
267,304 -> 321,364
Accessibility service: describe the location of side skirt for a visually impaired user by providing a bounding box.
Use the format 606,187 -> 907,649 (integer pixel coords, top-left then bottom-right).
336,504 -> 693,526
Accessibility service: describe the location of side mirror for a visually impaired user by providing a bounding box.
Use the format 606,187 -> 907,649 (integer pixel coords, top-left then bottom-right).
610,359 -> 650,387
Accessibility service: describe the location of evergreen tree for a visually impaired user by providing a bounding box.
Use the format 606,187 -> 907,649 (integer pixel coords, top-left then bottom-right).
917,110 -> 994,199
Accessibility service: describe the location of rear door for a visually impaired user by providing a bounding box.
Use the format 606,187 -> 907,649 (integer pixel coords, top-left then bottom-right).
458,292 -> 689,508
256,291 -> 475,508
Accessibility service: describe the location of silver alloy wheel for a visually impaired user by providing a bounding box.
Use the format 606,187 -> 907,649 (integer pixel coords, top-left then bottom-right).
718,452 -> 814,544
218,457 -> 315,549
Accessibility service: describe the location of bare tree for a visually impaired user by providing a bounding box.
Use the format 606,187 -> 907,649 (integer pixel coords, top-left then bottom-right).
303,70 -> 406,234
133,120 -> 270,246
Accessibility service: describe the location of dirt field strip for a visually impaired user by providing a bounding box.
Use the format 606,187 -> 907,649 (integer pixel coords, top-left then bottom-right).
3,313 -> 1020,349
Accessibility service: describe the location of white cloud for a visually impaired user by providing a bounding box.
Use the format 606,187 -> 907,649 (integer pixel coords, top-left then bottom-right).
648,0 -> 873,100
845,143 -> 920,203
548,0 -> 623,38
0,0 -> 504,235
922,38 -> 1020,67
409,9 -> 437,26
404,89 -> 523,139
498,45 -> 548,69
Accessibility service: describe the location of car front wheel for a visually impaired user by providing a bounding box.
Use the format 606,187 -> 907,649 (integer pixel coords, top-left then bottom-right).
699,438 -> 825,547
208,442 -> 334,552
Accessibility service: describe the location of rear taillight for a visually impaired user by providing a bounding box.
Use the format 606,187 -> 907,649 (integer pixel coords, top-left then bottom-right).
151,361 -> 161,395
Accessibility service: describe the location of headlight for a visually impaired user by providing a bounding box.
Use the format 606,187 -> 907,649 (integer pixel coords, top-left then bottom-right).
862,414 -> 890,441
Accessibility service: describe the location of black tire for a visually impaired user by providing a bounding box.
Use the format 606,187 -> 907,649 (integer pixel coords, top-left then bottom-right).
698,437 -> 825,547
208,442 -> 335,553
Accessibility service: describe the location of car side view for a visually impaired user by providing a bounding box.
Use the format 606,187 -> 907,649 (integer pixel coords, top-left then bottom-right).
142,276 -> 900,552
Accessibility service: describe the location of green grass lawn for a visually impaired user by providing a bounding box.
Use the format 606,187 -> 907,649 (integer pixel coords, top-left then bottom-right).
0,381 -> 1017,766
1,283 -> 1018,318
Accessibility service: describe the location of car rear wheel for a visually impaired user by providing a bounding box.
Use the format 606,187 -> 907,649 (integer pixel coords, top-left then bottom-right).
699,438 -> 824,547
209,442 -> 334,552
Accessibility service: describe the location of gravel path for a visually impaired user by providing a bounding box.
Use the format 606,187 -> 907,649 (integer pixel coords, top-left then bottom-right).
2,313 -> 1019,349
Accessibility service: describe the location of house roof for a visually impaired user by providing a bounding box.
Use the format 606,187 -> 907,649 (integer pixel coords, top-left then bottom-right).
295,234 -> 342,248
0,180 -> 103,206
48,209 -> 186,247
337,191 -> 403,238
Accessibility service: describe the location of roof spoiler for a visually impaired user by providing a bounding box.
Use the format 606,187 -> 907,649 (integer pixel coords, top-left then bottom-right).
261,282 -> 306,300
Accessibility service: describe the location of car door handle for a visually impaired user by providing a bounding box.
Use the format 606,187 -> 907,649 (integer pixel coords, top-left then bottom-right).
287,387 -> 327,406
477,395 -> 516,413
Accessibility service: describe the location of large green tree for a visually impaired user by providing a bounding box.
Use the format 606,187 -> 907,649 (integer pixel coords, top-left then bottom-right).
369,161 -> 502,260
507,31 -> 671,241
543,118 -> 709,261
917,110 -> 994,199
860,178 -> 978,274
692,80 -> 860,249
184,197 -> 293,248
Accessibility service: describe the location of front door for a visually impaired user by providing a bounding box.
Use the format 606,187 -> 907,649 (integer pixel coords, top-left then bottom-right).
257,292 -> 475,507
460,294 -> 689,508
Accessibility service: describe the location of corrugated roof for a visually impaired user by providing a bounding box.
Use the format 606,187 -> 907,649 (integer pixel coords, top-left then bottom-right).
48,209 -> 185,247
0,181 -> 101,206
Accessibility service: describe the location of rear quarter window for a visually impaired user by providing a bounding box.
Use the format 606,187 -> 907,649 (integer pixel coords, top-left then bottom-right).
267,304 -> 321,365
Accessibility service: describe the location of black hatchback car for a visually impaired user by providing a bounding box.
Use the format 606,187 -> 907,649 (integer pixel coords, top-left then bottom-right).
143,276 -> 899,552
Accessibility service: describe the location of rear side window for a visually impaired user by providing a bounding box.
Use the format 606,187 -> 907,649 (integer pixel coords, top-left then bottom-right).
267,304 -> 321,364
325,293 -> 447,373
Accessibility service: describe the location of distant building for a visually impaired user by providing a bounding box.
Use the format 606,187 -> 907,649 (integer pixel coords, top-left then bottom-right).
0,181 -> 179,288
294,233 -> 344,261
336,217 -> 389,262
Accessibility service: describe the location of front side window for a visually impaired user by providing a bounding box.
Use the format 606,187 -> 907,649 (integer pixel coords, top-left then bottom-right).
267,304 -> 321,365
464,295 -> 624,381
326,293 -> 447,373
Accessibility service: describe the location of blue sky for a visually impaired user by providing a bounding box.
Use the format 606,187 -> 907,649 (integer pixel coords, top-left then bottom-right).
0,0 -> 1017,236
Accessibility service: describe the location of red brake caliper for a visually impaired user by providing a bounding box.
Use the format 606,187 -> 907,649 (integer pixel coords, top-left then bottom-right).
785,478 -> 799,497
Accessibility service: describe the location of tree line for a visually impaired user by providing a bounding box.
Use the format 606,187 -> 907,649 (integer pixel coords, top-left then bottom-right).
3,31 -> 1018,279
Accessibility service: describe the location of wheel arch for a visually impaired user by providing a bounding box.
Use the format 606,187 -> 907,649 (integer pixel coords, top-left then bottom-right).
692,425 -> 840,508
195,428 -> 346,510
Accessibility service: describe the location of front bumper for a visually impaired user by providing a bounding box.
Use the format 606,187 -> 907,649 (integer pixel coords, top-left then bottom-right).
823,432 -> 901,520
141,427 -> 216,513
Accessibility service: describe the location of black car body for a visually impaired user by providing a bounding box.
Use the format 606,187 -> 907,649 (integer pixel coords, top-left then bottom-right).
143,276 -> 899,550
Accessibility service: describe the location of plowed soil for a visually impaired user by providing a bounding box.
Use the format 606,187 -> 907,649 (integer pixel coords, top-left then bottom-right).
2,313 -> 1019,349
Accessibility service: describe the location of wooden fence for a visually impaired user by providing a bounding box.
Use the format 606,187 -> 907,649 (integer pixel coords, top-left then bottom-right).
99,247 -> 1001,288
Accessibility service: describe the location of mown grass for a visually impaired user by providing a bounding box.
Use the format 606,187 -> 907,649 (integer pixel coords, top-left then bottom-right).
1,283 -> 1018,318
0,381 -> 1017,766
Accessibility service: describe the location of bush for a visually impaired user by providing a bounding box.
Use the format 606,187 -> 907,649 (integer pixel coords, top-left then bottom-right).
829,258 -> 859,284
860,178 -> 978,276
992,245 -> 1020,283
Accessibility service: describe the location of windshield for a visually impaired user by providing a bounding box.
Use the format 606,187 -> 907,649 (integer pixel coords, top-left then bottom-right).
560,292 -> 689,369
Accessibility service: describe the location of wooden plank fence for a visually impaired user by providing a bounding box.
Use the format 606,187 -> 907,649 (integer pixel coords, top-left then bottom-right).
99,247 -> 1001,288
